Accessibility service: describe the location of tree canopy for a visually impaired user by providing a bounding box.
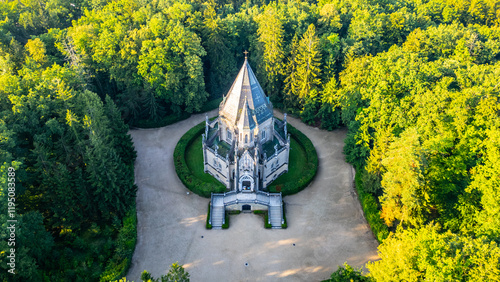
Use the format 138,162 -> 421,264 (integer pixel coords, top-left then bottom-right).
2,0 -> 500,280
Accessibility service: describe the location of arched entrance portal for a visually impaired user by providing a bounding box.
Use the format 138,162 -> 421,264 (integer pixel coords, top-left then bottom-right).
239,174 -> 254,192
242,204 -> 251,212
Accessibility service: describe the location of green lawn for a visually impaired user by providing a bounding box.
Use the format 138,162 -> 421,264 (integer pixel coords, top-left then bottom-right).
185,133 -> 309,193
185,134 -> 224,186
268,137 -> 307,187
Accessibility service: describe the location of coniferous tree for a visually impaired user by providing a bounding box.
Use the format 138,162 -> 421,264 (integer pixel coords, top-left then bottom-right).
202,1 -> 237,97
256,5 -> 285,101
284,24 -> 322,119
295,24 -> 322,101
104,95 -> 136,167
283,34 -> 300,110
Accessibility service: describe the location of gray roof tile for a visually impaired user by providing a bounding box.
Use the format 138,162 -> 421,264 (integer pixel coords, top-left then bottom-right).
220,59 -> 273,127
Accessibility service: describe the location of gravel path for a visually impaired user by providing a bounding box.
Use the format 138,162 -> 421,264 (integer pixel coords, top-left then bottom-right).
126,109 -> 379,282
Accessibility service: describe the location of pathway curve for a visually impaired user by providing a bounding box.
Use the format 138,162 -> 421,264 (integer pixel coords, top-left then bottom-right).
127,109 -> 379,282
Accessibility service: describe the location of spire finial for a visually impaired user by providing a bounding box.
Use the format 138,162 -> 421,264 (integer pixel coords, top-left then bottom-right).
244,50 -> 248,60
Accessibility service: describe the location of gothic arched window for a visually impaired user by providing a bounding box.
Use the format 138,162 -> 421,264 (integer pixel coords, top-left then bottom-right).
245,134 -> 248,143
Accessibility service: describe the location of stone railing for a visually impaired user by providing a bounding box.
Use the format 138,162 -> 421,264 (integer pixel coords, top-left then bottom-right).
213,191 -> 281,207
265,146 -> 287,162
274,131 -> 286,145
205,146 -> 228,162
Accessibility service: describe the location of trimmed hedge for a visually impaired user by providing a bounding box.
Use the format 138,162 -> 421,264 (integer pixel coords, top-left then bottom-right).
264,213 -> 272,229
175,120 -> 317,197
282,202 -> 288,229
354,170 -> 389,243
222,213 -> 229,229
174,122 -> 226,198
268,123 -> 318,196
206,202 -> 212,229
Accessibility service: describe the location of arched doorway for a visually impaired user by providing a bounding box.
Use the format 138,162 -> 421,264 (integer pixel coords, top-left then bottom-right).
239,174 -> 254,192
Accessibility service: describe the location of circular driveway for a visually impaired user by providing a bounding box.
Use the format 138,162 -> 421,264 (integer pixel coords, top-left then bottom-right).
126,109 -> 379,281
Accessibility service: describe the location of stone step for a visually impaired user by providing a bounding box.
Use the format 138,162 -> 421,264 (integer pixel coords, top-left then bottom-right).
211,205 -> 225,228
269,206 -> 282,229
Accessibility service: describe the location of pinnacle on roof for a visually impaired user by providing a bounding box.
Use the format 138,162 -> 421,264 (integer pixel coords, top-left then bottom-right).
220,55 -> 273,127
237,96 -> 256,130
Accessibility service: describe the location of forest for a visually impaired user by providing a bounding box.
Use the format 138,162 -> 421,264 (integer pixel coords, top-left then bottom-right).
1,0 -> 500,280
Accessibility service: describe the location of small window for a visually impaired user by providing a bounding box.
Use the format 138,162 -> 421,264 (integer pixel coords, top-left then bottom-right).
262,131 -> 266,140
227,130 -> 232,141
245,134 -> 248,143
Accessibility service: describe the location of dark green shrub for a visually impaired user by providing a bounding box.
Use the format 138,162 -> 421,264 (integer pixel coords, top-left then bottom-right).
222,213 -> 229,229
300,97 -> 319,125
206,202 -> 212,229
318,103 -> 342,130
264,213 -> 272,229
281,202 -> 288,229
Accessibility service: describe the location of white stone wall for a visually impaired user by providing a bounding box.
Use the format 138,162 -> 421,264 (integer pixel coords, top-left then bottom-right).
263,148 -> 289,187
220,121 -> 227,141
225,117 -> 274,149
205,149 -> 230,188
236,127 -> 256,148
225,203 -> 269,211
205,117 -> 288,191
257,119 -> 273,143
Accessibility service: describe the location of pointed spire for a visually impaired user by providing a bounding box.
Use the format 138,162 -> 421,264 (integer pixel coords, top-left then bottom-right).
220,58 -> 273,127
237,95 -> 256,130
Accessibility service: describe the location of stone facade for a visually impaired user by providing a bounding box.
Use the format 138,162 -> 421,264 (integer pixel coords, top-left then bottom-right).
203,56 -> 289,228
202,57 -> 290,193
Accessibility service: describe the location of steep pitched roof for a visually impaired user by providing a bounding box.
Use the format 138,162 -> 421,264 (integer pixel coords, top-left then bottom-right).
220,58 -> 273,127
237,97 -> 256,130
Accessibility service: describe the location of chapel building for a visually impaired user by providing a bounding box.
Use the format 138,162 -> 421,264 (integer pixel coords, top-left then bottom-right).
202,54 -> 289,229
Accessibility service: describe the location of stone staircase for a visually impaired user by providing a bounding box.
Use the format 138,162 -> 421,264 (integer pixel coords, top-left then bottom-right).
211,205 -> 225,229
269,205 -> 282,228
210,194 -> 225,229
210,191 -> 284,229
